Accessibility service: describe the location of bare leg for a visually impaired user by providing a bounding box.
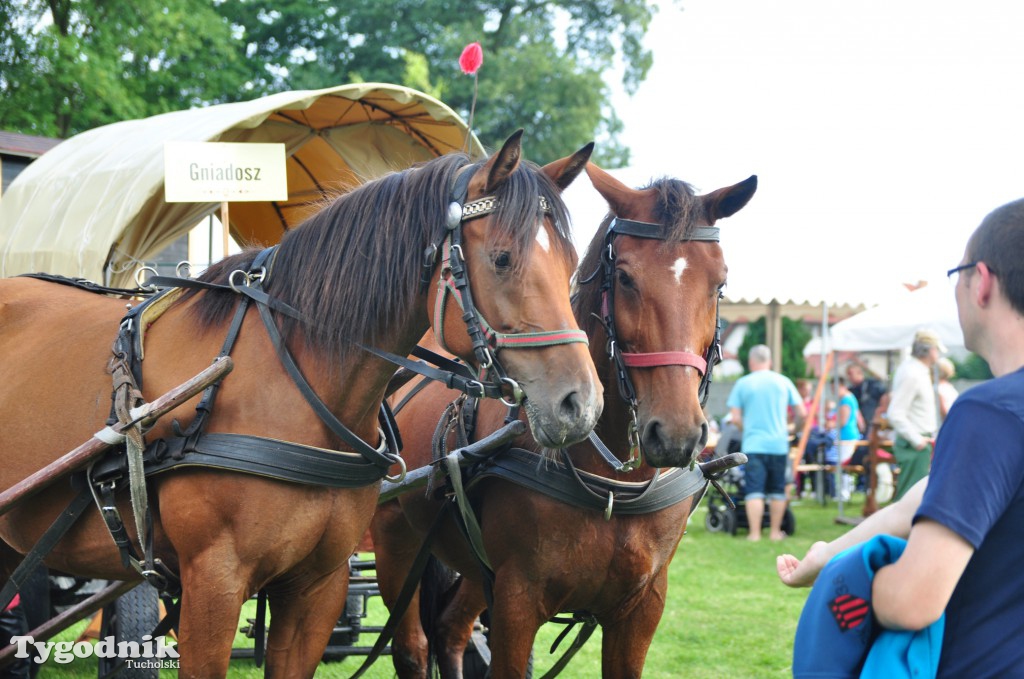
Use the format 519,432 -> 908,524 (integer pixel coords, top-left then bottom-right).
769,499 -> 788,540
745,497 -> 765,541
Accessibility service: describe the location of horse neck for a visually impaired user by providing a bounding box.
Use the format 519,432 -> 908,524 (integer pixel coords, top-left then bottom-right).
313,307 -> 430,425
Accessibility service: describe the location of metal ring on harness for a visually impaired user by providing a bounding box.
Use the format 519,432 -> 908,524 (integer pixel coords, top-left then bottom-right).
228,266 -> 267,293
384,455 -> 407,484
134,266 -> 159,291
499,376 -> 525,408
175,261 -> 193,278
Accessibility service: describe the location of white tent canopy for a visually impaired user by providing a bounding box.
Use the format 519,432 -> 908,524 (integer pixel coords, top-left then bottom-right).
804,283 -> 964,356
0,84 -> 482,286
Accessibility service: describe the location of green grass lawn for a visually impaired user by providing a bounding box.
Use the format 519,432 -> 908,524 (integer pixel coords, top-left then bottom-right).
34,494 -> 863,678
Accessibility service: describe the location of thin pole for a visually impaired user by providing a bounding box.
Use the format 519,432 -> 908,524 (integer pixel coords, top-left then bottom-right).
221,200 -> 231,259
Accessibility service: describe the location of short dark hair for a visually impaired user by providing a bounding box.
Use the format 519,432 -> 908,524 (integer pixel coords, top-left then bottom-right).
967,198 -> 1024,316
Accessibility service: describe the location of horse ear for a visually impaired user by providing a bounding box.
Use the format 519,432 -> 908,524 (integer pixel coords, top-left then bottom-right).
482,129 -> 524,192
585,162 -> 643,217
542,142 -> 594,191
703,175 -> 758,223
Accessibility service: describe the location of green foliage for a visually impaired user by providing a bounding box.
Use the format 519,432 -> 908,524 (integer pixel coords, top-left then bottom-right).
215,0 -> 654,165
3,1 -> 652,164
0,0 -> 248,138
952,353 -> 994,380
736,317 -> 811,381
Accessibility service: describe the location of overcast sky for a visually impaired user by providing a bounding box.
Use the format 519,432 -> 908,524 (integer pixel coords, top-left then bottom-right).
564,0 -> 1024,306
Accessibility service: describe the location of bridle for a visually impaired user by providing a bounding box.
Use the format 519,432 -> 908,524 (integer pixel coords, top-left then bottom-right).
579,216 -> 724,471
419,166 -> 589,407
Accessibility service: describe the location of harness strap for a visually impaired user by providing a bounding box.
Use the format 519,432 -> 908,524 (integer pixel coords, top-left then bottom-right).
585,431 -> 636,473
435,243 -> 588,353
541,614 -> 600,679
621,350 -> 707,373
445,449 -> 492,571
468,448 -> 708,516
90,433 -> 390,488
253,286 -> 397,471
0,488 -> 93,613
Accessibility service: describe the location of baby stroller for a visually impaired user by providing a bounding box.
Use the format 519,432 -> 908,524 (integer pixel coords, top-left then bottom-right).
704,463 -> 796,536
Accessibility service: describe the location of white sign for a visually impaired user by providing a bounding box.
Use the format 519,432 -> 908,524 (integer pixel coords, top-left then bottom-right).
164,142 -> 287,202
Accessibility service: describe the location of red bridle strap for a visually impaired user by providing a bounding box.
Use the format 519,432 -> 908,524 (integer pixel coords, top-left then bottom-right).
621,351 -> 707,374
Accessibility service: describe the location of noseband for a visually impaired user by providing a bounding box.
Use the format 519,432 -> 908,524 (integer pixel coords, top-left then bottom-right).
423,166 -> 589,407
581,217 -> 724,469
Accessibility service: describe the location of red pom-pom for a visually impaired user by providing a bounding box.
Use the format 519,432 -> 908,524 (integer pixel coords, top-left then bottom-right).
459,42 -> 483,75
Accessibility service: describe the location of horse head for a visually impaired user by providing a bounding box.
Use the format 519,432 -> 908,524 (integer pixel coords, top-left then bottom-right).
578,164 -> 757,468
425,131 -> 603,448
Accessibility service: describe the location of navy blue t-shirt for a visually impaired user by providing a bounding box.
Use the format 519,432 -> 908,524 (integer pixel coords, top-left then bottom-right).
915,367 -> 1024,678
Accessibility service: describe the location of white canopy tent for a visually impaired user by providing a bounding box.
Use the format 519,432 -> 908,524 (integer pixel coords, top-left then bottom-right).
804,283 -> 964,356
0,83 -> 483,286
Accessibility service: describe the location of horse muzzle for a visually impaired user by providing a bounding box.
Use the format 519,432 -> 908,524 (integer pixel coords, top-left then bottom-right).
640,416 -> 709,468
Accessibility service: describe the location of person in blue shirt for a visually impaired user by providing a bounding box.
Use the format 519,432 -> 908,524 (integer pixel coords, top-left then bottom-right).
727,344 -> 806,541
778,197 -> 1024,677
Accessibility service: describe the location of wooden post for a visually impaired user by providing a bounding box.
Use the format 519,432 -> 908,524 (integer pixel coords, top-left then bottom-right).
221,200 -> 231,257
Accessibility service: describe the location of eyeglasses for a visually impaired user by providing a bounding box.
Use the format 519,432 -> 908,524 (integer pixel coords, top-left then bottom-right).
947,261 -> 978,286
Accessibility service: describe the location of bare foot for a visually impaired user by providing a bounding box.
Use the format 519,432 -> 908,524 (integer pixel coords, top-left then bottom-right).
770,532 -> 787,542
747,534 -> 762,542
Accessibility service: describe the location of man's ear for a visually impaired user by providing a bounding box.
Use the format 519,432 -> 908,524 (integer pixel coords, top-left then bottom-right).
976,261 -> 996,307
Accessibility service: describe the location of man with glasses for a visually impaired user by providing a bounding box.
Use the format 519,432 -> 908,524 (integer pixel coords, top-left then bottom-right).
779,198 -> 1024,677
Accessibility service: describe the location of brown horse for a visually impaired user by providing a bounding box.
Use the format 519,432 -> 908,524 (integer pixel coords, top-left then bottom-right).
372,164 -> 757,678
0,132 -> 603,677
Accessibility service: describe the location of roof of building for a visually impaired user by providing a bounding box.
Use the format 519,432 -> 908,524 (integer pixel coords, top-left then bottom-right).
0,130 -> 63,159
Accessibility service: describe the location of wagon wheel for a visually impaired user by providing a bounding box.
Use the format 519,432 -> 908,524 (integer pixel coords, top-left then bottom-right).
704,508 -> 729,533
97,583 -> 161,679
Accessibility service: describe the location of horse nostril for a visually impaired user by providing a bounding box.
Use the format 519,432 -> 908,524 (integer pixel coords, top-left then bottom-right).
558,390 -> 584,422
643,419 -> 666,452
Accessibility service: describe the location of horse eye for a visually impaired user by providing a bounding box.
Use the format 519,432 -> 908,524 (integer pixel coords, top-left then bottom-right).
615,268 -> 634,289
493,251 -> 512,271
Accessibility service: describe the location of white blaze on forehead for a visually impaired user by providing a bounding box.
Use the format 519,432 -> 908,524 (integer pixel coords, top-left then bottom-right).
535,223 -> 550,252
671,257 -> 688,284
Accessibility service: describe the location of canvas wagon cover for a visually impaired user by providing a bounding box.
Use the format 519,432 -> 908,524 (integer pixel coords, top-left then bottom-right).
0,83 -> 483,285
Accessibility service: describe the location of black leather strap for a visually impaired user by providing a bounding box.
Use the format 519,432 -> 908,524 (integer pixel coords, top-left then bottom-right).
0,488 -> 93,613
469,448 -> 707,516
139,433 -> 388,488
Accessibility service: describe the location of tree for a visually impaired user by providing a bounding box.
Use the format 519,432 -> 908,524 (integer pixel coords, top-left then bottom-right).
214,0 -> 654,165
0,0 -> 250,138
2,1 -> 654,165
736,317 -> 811,382
951,353 -> 993,380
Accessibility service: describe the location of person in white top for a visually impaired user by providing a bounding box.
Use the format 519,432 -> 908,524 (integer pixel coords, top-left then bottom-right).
937,356 -> 960,419
886,328 -> 944,500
